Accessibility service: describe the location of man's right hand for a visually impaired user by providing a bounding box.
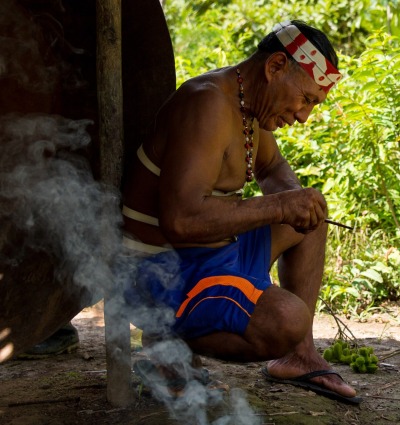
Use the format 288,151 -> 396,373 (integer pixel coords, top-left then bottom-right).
276,188 -> 327,234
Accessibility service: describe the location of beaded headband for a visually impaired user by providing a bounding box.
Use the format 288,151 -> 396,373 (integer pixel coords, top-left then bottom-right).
273,21 -> 342,93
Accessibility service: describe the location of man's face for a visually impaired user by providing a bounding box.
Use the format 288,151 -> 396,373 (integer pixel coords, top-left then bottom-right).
261,62 -> 328,132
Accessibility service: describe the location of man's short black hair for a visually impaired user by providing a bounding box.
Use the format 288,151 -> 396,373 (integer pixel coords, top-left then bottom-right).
257,20 -> 339,69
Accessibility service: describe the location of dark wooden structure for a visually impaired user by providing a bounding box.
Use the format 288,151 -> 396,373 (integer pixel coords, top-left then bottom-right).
0,0 -> 176,405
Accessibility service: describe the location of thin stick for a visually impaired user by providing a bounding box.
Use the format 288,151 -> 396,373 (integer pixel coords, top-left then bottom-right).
319,298 -> 359,346
8,397 -> 80,407
378,349 -> 400,362
365,395 -> 400,401
325,219 -> 354,230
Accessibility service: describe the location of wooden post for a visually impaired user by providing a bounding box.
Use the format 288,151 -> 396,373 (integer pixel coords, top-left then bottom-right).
97,0 -> 124,188
96,0 -> 132,407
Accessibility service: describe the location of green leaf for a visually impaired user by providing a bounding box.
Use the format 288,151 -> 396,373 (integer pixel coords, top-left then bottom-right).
360,269 -> 383,283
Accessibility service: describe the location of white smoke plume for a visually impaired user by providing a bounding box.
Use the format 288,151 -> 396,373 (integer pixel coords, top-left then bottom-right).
0,112 -> 261,424
0,114 -> 123,298
139,339 -> 262,425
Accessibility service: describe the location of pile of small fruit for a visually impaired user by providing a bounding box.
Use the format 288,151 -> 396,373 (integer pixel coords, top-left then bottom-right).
323,340 -> 379,373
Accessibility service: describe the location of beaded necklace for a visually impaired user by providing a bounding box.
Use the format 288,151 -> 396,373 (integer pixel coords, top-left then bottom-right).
236,68 -> 254,182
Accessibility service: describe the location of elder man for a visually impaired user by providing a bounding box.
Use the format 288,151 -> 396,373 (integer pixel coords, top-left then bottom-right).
122,20 -> 360,404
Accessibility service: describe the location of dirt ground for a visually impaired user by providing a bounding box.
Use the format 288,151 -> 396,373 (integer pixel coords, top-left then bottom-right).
0,301 -> 399,425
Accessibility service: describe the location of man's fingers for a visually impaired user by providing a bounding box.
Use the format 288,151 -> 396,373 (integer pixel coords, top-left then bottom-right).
278,188 -> 327,230
309,209 -> 319,228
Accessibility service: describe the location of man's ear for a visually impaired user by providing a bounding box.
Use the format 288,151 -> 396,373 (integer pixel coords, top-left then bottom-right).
264,52 -> 289,82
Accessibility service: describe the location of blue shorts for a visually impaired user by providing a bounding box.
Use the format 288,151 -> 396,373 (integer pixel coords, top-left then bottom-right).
125,225 -> 272,339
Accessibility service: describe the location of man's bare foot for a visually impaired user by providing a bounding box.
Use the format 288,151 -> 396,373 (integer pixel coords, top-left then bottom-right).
266,349 -> 357,398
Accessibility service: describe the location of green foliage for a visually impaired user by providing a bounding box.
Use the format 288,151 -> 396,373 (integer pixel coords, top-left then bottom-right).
165,0 -> 395,86
333,34 -> 400,233
323,340 -> 379,373
308,32 -> 400,313
320,243 -> 400,315
162,1 -> 400,314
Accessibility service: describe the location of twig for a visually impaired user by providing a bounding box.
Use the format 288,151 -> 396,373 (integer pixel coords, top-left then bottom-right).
81,369 -> 107,374
73,384 -> 106,390
8,396 -> 80,407
319,298 -> 359,347
366,395 -> 400,401
380,382 -> 397,390
266,411 -> 299,416
377,349 -> 400,362
138,411 -> 169,422
325,219 -> 354,230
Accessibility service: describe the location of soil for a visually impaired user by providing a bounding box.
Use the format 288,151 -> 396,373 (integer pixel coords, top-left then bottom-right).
0,301 -> 399,425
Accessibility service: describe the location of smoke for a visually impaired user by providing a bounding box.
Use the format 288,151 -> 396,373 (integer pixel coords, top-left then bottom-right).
135,339 -> 262,425
0,117 -> 261,425
0,112 -> 261,423
0,113 -> 123,297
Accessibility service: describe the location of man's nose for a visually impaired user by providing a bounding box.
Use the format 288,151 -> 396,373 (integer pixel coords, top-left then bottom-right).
295,105 -> 314,124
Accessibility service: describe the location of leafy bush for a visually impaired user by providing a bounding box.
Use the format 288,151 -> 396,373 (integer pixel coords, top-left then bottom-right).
165,0 -> 396,86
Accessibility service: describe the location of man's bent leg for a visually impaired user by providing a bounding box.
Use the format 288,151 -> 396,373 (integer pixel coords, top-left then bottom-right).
186,285 -> 311,362
268,223 -> 357,398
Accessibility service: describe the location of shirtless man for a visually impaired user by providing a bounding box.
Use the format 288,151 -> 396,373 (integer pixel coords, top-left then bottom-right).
122,20 -> 359,403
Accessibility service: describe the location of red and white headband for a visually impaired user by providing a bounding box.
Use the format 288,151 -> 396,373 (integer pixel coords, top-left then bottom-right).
273,21 -> 342,93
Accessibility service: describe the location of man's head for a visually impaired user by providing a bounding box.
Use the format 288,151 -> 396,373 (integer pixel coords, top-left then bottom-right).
257,20 -> 341,93
251,20 -> 340,131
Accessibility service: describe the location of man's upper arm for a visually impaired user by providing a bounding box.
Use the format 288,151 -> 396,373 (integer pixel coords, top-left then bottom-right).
158,87 -> 234,232
254,129 -> 302,194
254,129 -> 286,181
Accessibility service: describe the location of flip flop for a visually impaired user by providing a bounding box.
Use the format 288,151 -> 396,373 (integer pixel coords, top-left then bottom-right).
262,367 -> 362,405
133,359 -> 228,400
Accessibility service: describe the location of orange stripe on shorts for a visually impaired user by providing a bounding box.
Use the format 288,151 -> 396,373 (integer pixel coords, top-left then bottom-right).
187,296 -> 252,318
175,275 -> 263,318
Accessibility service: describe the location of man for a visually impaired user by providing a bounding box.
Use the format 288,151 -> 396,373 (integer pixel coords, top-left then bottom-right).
122,20 -> 360,403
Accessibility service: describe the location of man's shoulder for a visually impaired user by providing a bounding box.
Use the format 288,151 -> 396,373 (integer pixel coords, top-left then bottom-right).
178,71 -> 233,102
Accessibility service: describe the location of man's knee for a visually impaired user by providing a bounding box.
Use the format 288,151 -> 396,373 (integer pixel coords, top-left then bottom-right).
276,294 -> 311,349
245,288 -> 311,359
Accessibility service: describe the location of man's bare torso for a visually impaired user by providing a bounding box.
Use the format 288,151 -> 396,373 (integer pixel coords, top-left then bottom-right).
122,66 -> 261,249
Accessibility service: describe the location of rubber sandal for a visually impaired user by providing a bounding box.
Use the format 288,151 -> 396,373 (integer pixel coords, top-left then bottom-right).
262,367 -> 362,405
